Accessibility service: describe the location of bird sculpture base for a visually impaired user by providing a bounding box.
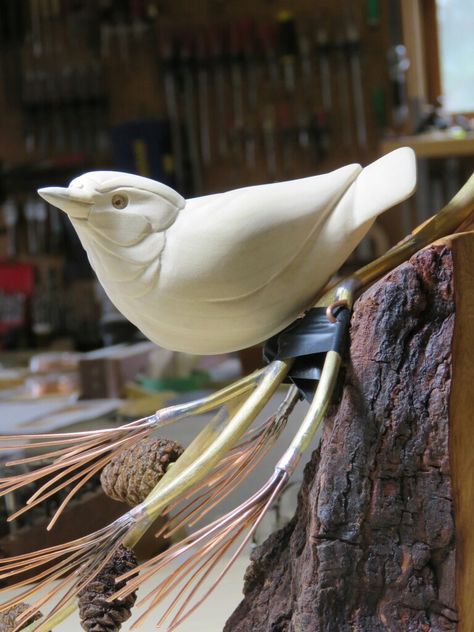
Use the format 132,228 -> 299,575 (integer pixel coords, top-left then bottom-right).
225,232 -> 474,632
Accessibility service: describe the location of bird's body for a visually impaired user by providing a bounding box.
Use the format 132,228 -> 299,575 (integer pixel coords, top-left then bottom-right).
39,147 -> 416,354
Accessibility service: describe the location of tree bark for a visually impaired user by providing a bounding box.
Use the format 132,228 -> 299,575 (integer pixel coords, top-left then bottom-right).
226,233 -> 474,632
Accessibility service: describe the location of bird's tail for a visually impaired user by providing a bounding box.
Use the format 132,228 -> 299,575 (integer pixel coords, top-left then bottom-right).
351,146 -> 417,226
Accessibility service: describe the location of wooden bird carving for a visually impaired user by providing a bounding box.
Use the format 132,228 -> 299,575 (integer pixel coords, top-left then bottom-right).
38,147 -> 416,353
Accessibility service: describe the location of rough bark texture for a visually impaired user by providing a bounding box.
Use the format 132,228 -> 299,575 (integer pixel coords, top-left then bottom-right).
226,244 -> 458,632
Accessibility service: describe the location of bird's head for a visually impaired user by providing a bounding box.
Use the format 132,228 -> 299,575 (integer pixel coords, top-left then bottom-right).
38,171 -> 185,247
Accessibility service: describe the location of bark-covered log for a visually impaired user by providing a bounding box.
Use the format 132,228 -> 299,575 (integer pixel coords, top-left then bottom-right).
226,233 -> 474,632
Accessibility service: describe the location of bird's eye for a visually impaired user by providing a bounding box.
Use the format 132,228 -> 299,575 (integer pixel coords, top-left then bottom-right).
112,193 -> 129,210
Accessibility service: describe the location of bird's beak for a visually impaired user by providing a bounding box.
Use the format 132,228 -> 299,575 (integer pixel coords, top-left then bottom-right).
37,187 -> 93,220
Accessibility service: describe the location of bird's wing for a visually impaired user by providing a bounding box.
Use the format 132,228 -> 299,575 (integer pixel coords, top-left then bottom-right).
164,163 -> 362,301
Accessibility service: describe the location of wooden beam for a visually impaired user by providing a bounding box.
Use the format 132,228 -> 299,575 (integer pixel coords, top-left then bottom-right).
401,0 -> 427,105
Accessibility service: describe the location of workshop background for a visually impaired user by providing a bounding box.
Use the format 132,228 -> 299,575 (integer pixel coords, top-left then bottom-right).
0,0 -> 474,353
0,2 -> 473,620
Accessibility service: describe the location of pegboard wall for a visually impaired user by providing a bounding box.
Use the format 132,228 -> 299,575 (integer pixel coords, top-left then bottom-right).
0,0 -> 399,197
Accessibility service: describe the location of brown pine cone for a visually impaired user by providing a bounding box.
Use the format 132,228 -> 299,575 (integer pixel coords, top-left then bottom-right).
0,603 -> 42,631
78,545 -> 137,632
100,437 -> 184,506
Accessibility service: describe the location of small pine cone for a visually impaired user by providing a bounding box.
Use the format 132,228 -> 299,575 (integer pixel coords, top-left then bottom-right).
0,603 -> 42,631
101,437 -> 184,506
78,545 -> 137,632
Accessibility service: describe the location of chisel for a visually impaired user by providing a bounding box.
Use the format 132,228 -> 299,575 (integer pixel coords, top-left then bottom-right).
159,30 -> 185,191
209,24 -> 229,159
196,28 -> 212,166
346,18 -> 368,150
334,29 -> 353,149
180,31 -> 202,194
315,24 -> 332,112
241,19 -> 258,169
296,22 -> 313,150
229,21 -> 245,159
2,199 -> 18,258
276,10 -> 298,94
387,0 -> 409,129
258,21 -> 279,93
262,105 -> 278,181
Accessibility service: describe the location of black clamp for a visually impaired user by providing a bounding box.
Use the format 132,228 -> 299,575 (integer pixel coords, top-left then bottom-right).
263,306 -> 351,401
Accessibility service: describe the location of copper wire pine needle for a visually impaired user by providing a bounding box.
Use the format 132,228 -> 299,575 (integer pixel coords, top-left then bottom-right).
157,387 -> 299,540
0,371 -> 263,527
0,513 -> 134,631
111,470 -> 288,631
0,366 -> 289,630
0,423 -> 152,528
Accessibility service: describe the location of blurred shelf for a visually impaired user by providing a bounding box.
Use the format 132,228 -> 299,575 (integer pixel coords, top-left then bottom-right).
380,131 -> 474,159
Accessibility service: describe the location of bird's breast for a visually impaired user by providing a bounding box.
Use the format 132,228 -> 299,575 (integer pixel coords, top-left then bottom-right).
75,222 -> 165,299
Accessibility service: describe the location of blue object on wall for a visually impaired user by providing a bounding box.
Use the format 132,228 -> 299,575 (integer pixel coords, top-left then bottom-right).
110,119 -> 174,185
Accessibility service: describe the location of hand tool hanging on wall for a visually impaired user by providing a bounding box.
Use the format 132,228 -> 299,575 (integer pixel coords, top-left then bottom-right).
0,0 -> 27,106
315,23 -> 332,114
23,0 -> 45,153
262,105 -> 278,181
99,0 -> 131,61
229,21 -> 245,160
277,11 -> 298,94
99,0 -> 114,58
2,199 -> 18,258
48,204 -> 64,255
241,19 -> 259,169
277,101 -> 293,177
345,16 -> 368,150
366,0 -> 380,27
130,0 -> 148,45
34,196 -> 48,254
387,0 -> 410,130
208,24 -> 229,159
314,22 -> 332,157
29,0 -> 43,59
196,28 -> 212,167
334,28 -> 353,149
43,0 -> 65,153
296,22 -> 314,151
179,31 -> 202,194
24,196 -> 39,255
258,22 -> 279,179
259,20 -> 280,92
18,0 -> 108,156
276,11 -> 299,176
159,30 -> 185,192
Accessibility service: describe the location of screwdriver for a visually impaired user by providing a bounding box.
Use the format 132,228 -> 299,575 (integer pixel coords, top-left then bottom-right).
276,10 -> 298,94
158,29 -> 185,192
345,16 -> 368,150
196,28 -> 212,166
208,24 -> 229,159
229,21 -> 245,159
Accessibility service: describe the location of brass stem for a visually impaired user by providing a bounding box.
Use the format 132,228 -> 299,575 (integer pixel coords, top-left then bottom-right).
126,360 -> 291,544
277,350 -> 342,474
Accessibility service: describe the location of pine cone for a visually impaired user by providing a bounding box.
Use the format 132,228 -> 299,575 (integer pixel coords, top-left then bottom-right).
78,545 -> 137,632
0,603 -> 42,631
101,437 -> 184,506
